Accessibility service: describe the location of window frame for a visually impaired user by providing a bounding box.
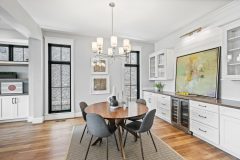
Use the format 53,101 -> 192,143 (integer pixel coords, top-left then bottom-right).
124,51 -> 140,100
48,43 -> 72,113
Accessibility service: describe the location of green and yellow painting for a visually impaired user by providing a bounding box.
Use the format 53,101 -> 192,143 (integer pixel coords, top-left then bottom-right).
176,48 -> 220,98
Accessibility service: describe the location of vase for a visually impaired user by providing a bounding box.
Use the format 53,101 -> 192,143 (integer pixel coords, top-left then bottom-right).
109,96 -> 119,106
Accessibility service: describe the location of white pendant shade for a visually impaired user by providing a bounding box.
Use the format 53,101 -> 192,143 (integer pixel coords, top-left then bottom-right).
111,36 -> 117,48
97,37 -> 103,46
123,39 -> 130,47
92,42 -> 97,52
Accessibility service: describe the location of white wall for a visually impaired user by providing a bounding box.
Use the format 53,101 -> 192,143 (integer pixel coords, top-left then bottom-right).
43,31 -> 154,113
28,38 -> 44,122
154,1 -> 240,101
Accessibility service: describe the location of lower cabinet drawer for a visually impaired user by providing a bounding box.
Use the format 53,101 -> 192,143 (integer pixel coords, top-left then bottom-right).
190,120 -> 219,145
190,100 -> 219,113
158,107 -> 171,123
190,107 -> 219,129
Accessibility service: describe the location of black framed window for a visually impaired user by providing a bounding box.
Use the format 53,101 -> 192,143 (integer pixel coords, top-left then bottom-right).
0,44 -> 28,62
48,44 -> 71,113
124,51 -> 140,102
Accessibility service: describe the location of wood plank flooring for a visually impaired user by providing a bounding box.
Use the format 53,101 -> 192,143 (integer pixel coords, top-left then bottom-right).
0,117 -> 237,160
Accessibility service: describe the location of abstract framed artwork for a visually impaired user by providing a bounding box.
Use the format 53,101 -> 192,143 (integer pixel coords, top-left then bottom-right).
91,58 -> 108,74
175,47 -> 220,98
91,75 -> 110,94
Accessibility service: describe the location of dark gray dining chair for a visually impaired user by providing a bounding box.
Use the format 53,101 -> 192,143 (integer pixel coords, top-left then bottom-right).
123,109 -> 157,160
79,102 -> 88,143
128,99 -> 147,122
85,113 -> 119,160
122,99 -> 147,138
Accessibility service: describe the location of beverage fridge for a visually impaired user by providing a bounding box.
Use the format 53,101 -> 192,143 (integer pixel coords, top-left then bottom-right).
171,97 -> 190,133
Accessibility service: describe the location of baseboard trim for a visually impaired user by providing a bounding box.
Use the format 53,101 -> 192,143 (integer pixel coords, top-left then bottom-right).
28,116 -> 33,122
0,118 -> 28,123
44,112 -> 75,121
74,112 -> 82,117
31,117 -> 44,124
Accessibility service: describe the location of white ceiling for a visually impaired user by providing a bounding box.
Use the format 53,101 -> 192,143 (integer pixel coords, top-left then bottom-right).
18,0 -> 232,42
0,18 -> 12,30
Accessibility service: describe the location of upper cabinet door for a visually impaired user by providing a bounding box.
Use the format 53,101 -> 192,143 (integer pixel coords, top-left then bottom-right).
149,54 -> 156,80
149,49 -> 174,81
156,52 -> 166,79
222,20 -> 240,80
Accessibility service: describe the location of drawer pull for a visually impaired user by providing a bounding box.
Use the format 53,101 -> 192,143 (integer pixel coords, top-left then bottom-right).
199,104 -> 206,108
199,128 -> 207,133
162,112 -> 166,115
198,115 -> 207,119
161,103 -> 166,105
162,97 -> 166,99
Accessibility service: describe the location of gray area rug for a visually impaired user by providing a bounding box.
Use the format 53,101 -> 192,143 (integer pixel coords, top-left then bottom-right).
66,125 -> 184,160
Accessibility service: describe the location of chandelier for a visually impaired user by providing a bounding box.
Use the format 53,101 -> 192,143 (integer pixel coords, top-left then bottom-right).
91,2 -> 131,58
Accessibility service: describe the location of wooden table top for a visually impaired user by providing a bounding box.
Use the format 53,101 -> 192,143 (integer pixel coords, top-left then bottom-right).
85,101 -> 149,119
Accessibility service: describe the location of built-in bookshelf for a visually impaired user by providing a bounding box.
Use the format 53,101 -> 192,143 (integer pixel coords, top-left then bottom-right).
0,44 -> 29,95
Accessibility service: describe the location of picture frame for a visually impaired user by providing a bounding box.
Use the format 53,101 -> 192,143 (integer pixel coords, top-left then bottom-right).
91,58 -> 108,74
91,75 -> 110,94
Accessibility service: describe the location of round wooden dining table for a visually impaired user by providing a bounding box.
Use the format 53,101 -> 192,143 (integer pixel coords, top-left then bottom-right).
85,101 -> 148,160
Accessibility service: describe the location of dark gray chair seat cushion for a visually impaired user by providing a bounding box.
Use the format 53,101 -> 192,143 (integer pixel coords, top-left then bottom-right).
128,114 -> 145,121
125,120 -> 142,132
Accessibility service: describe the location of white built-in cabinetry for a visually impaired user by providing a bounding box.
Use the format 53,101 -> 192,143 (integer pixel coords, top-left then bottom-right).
143,91 -> 171,123
156,94 -> 171,123
149,49 -> 174,80
190,101 -> 220,145
143,91 -> 240,158
220,106 -> 240,159
222,20 -> 240,80
0,95 -> 28,121
143,91 -> 157,111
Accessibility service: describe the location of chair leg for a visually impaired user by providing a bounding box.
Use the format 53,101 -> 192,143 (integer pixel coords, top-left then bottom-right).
85,135 -> 93,160
113,132 -> 119,151
80,124 -> 87,143
123,131 -> 128,147
134,133 -> 138,142
122,126 -> 125,135
139,133 -> 144,160
106,137 -> 109,160
149,130 -> 157,152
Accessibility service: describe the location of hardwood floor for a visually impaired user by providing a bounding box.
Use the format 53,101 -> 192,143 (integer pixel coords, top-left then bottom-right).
0,117 -> 237,160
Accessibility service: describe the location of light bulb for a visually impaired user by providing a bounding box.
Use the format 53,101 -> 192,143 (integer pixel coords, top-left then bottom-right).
92,42 -> 97,52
